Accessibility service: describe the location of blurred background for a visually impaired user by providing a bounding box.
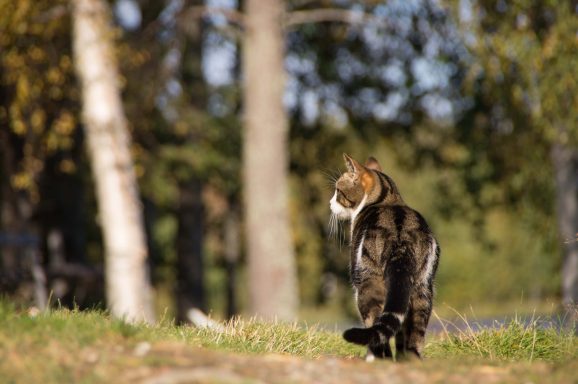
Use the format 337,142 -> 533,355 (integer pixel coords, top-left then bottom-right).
1,0 -> 577,326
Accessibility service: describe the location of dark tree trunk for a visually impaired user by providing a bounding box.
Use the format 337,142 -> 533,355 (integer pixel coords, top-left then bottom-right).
224,205 -> 240,318
40,143 -> 92,308
175,179 -> 207,323
0,129 -> 46,308
173,0 -> 208,324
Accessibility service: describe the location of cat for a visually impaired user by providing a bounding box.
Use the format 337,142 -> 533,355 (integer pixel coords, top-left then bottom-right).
329,153 -> 440,361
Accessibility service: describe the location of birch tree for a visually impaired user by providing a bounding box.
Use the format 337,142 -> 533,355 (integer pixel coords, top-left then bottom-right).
71,0 -> 155,323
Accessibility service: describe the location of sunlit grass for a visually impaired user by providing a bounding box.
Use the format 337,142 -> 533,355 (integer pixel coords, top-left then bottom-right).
0,300 -> 363,359
425,310 -> 577,362
0,300 -> 576,383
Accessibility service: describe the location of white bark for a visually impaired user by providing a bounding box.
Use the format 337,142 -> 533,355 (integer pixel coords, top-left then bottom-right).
72,0 -> 154,323
242,0 -> 298,320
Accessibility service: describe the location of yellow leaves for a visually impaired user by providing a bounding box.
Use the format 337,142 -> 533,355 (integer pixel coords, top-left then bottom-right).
47,67 -> 64,85
28,45 -> 45,62
11,172 -> 33,190
10,0 -> 32,30
3,51 -> 24,79
9,103 -> 28,136
8,108 -> 78,154
53,111 -> 75,136
44,131 -> 73,153
43,111 -> 76,153
12,119 -> 26,135
59,159 -> 76,174
48,86 -> 63,100
31,109 -> 46,133
59,55 -> 71,71
542,31 -> 558,60
10,170 -> 40,204
44,132 -> 59,152
11,150 -> 43,192
0,0 -> 80,203
16,74 -> 30,102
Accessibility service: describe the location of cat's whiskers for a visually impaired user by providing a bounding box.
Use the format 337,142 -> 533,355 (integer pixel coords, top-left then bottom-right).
323,182 -> 336,191
326,210 -> 346,253
321,168 -> 341,185
328,213 -> 337,240
324,167 -> 345,245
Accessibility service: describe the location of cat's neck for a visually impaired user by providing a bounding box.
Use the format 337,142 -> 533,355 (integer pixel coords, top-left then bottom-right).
349,192 -> 407,237
351,194 -> 369,224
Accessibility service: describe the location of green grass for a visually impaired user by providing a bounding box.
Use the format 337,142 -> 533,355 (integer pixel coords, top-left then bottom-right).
426,311 -> 577,362
0,300 -> 362,358
0,301 -> 576,383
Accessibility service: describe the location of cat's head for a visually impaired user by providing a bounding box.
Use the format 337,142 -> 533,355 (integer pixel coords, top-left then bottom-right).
329,153 -> 400,220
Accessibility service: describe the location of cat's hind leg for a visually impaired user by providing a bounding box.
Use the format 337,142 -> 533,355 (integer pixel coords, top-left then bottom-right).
343,277 -> 392,359
373,246 -> 413,341
405,283 -> 433,359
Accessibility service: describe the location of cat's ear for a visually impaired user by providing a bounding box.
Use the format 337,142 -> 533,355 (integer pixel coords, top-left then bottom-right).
365,156 -> 382,172
343,153 -> 364,174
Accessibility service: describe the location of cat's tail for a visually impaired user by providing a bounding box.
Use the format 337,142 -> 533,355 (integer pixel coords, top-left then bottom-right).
343,312 -> 402,345
342,326 -> 376,345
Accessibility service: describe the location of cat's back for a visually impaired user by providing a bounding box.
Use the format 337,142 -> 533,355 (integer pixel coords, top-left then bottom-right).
357,204 -> 433,240
355,204 -> 437,272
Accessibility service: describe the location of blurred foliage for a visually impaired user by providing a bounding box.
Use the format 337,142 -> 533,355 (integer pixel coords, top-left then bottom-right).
431,0 -> 578,306
444,0 -> 578,215
0,0 -> 79,202
1,0 -> 573,319
471,0 -> 578,143
285,0 -> 564,312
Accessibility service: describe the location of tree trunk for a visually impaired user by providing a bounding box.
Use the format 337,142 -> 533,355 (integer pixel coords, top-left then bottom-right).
71,0 -> 155,323
242,0 -> 298,320
173,0 -> 208,324
224,204 -> 240,318
0,130 -> 45,307
175,179 -> 206,323
551,141 -> 578,315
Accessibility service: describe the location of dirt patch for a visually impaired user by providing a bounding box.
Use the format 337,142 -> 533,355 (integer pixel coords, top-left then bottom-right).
122,343 -> 573,384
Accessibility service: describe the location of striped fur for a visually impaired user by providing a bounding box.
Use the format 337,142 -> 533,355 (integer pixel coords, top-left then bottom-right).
331,154 -> 440,360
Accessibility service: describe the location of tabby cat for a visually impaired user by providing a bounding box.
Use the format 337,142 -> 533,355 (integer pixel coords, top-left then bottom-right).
330,153 -> 440,361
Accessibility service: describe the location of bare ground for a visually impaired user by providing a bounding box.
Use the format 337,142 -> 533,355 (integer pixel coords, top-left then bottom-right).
117,343 -> 577,384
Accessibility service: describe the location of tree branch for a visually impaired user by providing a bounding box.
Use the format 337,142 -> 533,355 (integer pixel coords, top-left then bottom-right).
181,6 -> 245,28
285,8 -> 384,29
173,6 -> 244,41
153,6 -> 383,39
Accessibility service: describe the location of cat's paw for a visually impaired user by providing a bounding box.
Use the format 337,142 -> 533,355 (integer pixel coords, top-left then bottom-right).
343,327 -> 373,345
365,351 -> 376,363
397,348 -> 422,362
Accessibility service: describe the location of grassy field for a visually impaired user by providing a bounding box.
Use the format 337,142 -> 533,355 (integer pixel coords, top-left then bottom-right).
0,302 -> 576,383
